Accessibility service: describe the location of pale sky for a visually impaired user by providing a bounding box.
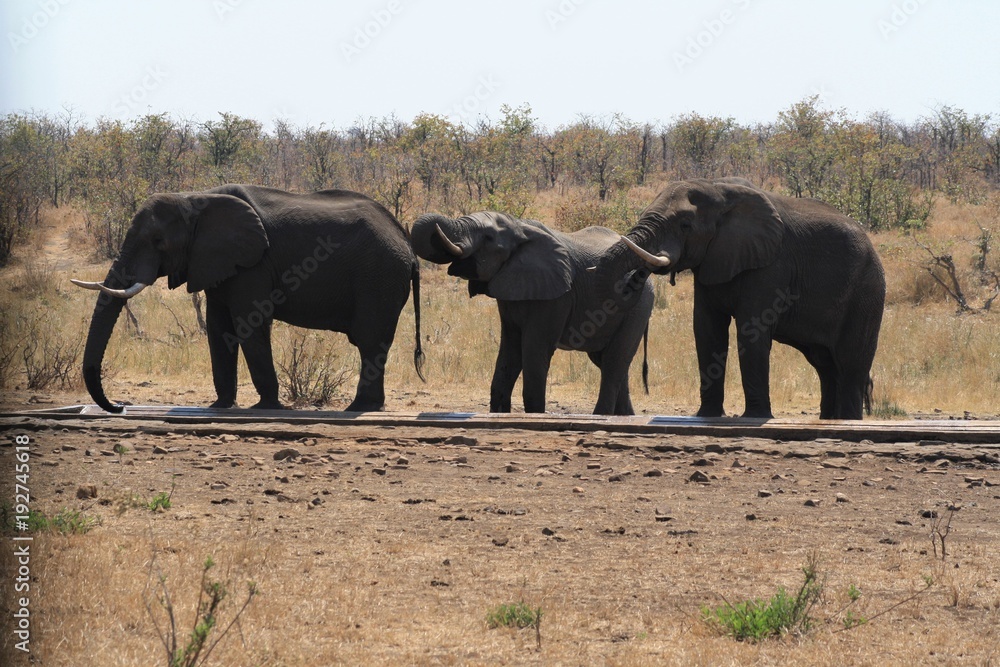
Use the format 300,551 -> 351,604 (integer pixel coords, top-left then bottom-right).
2,0 -> 997,130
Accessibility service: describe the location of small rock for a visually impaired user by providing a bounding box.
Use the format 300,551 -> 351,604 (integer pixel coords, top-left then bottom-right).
492,536 -> 509,547
99,450 -> 116,457
219,434 -> 239,443
396,456 -> 410,465
541,527 -> 555,536
731,459 -> 746,468
758,489 -> 773,498
688,471 -> 710,484
62,444 -> 78,452
273,448 -> 301,461
690,458 -> 714,467
804,499 -> 822,507
644,469 -> 663,477
311,497 -> 323,506
76,484 -> 97,499
84,449 -> 93,457
572,486 -> 584,494
372,468 -> 386,476
835,493 -> 850,503
745,513 -> 758,521
445,435 -> 478,447
505,464 -> 518,473
886,484 -> 897,491
210,482 -> 228,491
152,445 -> 169,455
608,474 -> 625,483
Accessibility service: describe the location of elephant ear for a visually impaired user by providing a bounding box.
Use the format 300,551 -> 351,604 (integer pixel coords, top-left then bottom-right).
698,185 -> 784,285
185,194 -> 269,293
488,224 -> 573,301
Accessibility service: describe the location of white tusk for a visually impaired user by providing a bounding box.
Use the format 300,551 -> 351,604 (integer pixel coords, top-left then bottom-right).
621,236 -> 671,268
435,224 -> 464,257
72,279 -> 148,299
71,279 -> 104,291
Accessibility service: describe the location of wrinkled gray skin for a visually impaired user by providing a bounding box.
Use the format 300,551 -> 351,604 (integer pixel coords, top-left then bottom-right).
412,211 -> 653,415
79,185 -> 423,413
597,177 -> 885,420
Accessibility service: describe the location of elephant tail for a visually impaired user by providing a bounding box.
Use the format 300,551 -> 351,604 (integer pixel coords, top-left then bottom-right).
864,376 -> 874,416
642,322 -> 649,395
412,260 -> 427,382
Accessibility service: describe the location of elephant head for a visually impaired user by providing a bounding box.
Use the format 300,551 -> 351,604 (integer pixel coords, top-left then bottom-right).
411,212 -> 573,300
602,178 -> 784,293
72,193 -> 268,412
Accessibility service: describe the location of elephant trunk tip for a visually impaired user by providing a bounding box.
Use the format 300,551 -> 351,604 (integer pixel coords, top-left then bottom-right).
83,364 -> 124,414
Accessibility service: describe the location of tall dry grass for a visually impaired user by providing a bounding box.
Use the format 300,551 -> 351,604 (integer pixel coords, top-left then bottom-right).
0,194 -> 998,417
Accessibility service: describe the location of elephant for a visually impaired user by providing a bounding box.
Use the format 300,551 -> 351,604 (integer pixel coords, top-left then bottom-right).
411,211 -> 654,415
596,177 -> 885,420
72,184 -> 425,413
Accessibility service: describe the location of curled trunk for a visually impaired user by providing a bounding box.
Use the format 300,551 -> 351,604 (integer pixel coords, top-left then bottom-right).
81,264 -> 130,413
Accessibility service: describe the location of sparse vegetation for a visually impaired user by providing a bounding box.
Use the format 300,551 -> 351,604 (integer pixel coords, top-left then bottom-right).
703,558 -> 824,642
0,505 -> 99,535
486,601 -> 543,630
276,328 -> 353,407
144,555 -> 257,667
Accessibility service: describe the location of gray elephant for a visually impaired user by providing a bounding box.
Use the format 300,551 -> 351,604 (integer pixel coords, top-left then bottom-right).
412,211 -> 653,415
597,178 -> 885,420
72,184 -> 424,413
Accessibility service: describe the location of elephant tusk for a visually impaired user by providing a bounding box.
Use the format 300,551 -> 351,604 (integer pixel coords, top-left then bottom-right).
71,279 -> 105,291
72,279 -> 148,299
435,224 -> 464,257
621,236 -> 671,268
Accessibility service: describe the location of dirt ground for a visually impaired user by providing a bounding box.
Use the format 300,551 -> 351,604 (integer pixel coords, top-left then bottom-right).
2,410 -> 999,666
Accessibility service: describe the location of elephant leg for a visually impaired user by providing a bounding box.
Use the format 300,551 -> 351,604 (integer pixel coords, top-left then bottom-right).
591,346 -> 639,416
833,370 -> 867,420
801,346 -> 837,419
693,293 -> 731,417
490,323 -> 522,412
520,340 -> 554,413
205,295 -> 239,409
349,341 -> 390,411
238,319 -> 283,410
735,322 -> 773,419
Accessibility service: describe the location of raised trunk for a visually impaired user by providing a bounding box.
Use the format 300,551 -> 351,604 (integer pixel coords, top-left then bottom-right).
82,264 -> 129,413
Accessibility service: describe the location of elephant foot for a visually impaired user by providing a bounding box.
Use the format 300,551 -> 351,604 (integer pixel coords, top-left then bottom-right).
345,400 -> 385,413
740,409 -> 773,419
250,399 -> 287,410
209,398 -> 237,409
695,406 -> 725,418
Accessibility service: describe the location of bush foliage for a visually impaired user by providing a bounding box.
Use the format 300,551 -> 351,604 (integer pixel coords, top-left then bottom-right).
2,98 -> 998,266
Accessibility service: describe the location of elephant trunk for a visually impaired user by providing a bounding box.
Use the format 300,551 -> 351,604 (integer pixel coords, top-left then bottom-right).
81,263 -> 131,413
596,225 -> 657,311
